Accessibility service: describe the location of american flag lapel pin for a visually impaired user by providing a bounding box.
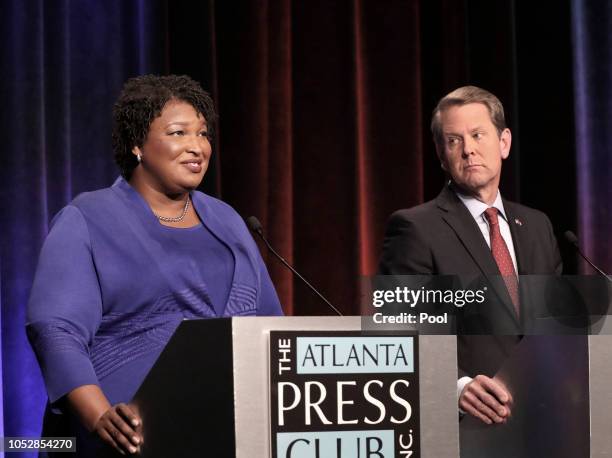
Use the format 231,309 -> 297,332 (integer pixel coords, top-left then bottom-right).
514,218 -> 523,226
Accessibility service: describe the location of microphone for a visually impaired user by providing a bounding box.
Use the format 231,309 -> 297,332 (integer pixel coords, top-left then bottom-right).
564,230 -> 612,282
246,216 -> 343,316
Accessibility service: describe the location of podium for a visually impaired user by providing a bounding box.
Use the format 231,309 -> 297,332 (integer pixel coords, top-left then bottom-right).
119,317 -> 612,457
127,317 -> 459,457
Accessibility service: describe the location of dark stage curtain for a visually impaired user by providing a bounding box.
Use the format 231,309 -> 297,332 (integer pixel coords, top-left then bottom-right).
202,0 -> 586,313
1,0 -> 609,445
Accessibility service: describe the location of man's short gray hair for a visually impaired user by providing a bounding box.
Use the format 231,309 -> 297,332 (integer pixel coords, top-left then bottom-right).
431,86 -> 507,148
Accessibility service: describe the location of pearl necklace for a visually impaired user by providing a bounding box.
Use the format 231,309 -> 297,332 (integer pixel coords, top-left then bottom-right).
155,197 -> 190,223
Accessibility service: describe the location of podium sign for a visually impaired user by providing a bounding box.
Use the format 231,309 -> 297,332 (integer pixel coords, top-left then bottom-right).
270,331 -> 420,457
128,317 -> 458,458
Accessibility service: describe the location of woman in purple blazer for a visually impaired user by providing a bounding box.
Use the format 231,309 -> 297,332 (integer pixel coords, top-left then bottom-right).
27,75 -> 283,456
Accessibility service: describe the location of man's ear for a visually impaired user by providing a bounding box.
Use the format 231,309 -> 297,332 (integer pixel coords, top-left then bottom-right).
499,128 -> 512,160
435,143 -> 448,171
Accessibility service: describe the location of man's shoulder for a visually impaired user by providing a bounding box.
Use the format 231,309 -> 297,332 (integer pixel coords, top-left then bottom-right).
503,199 -> 552,226
388,198 -> 441,224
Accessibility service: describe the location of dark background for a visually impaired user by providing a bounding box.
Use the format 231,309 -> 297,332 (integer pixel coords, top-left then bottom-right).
1,0 -> 610,445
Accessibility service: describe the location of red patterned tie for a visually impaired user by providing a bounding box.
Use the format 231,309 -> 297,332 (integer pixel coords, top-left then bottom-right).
483,208 -> 520,317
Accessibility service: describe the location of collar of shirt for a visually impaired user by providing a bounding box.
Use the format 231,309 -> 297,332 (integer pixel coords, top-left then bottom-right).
454,188 -> 509,224
452,186 -> 519,275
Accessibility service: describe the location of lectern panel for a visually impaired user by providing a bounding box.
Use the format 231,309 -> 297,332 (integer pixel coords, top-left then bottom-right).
128,317 -> 459,457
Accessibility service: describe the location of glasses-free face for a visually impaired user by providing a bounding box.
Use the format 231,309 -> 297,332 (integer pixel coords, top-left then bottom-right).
436,103 -> 511,203
132,99 -> 211,195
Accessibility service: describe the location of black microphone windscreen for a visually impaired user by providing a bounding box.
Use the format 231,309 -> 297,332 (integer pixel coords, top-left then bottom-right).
564,230 -> 579,246
246,216 -> 263,233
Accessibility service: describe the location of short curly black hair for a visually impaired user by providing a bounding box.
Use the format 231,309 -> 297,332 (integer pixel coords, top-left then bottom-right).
112,74 -> 217,179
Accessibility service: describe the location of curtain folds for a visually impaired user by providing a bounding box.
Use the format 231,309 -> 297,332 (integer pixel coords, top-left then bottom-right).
214,1 -> 429,314
572,0 -> 612,272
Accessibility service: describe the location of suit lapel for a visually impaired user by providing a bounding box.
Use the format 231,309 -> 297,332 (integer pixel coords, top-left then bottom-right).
437,186 -> 520,327
503,200 -> 531,275
436,186 -> 500,276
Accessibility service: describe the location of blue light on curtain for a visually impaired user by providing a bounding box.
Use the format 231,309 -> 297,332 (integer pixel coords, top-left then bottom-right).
572,0 -> 612,272
0,1 -> 165,452
0,261 -> 4,453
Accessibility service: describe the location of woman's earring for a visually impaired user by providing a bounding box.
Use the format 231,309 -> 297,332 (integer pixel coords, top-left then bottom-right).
137,153 -> 142,163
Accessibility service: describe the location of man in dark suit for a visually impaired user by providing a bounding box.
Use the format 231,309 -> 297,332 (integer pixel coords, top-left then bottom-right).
379,86 -> 562,425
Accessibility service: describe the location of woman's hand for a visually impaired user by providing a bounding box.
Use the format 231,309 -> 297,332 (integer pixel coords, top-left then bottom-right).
67,385 -> 143,455
94,403 -> 142,455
